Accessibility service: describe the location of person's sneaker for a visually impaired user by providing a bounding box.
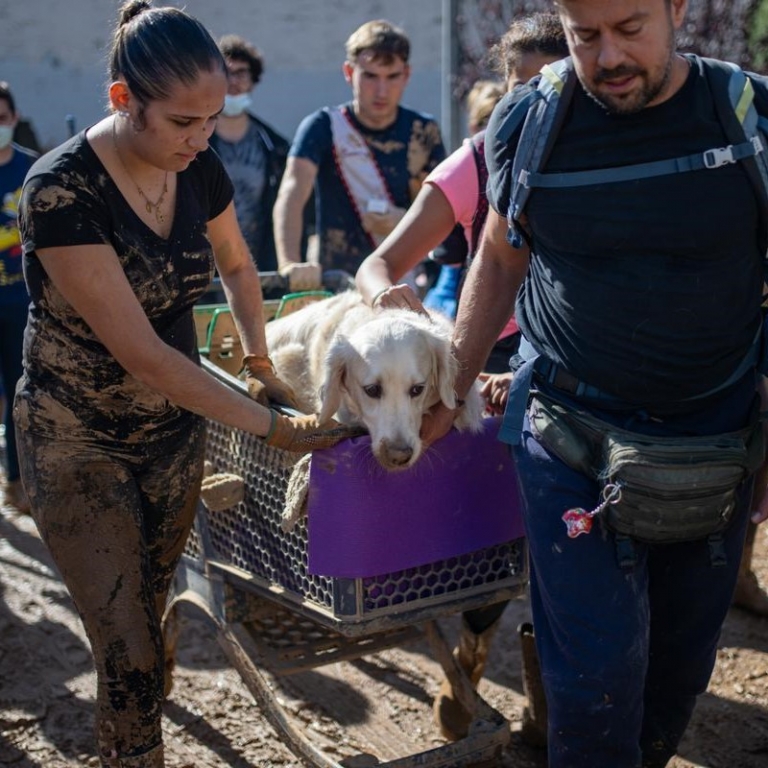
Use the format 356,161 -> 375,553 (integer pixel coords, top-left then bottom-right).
4,479 -> 30,514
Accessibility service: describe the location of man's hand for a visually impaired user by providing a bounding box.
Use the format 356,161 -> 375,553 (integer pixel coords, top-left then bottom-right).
278,262 -> 323,292
361,206 -> 406,238
243,354 -> 301,410
420,401 -> 459,448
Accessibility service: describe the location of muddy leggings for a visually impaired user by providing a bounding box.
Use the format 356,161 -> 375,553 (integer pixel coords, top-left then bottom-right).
16,420 -> 206,767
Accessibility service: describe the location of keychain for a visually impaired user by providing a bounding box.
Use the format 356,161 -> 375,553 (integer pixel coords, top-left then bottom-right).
562,483 -> 622,538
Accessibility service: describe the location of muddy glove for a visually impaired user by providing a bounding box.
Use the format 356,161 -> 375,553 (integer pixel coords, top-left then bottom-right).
242,354 -> 300,409
265,411 -> 366,453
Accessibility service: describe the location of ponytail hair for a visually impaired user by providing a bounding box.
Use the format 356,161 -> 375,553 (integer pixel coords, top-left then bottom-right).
109,0 -> 225,105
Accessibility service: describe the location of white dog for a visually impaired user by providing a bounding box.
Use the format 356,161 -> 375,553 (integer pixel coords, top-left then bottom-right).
266,291 -> 484,471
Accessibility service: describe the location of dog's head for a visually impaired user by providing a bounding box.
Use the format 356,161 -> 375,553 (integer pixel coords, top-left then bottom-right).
319,312 -> 459,471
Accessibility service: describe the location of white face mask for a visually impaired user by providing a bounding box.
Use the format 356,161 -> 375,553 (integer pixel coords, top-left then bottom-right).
0,125 -> 14,149
221,93 -> 252,117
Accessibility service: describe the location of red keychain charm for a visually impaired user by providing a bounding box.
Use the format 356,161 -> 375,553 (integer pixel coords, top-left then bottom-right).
562,507 -> 594,538
562,484 -> 622,539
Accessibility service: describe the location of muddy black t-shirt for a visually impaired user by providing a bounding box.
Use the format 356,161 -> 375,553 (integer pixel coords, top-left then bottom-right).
486,59 -> 765,406
16,132 -> 233,445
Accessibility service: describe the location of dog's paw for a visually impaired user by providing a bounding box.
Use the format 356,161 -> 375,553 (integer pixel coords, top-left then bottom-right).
454,385 -> 485,433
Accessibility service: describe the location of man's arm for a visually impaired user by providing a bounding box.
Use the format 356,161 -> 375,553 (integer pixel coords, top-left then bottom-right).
420,208 -> 530,444
453,209 -> 529,396
273,156 -> 317,270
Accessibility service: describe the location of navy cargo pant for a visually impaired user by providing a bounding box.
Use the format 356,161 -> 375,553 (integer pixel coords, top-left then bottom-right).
511,378 -> 755,768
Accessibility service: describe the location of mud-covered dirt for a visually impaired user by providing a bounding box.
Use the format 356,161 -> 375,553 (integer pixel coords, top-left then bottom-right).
1,493 -> 767,768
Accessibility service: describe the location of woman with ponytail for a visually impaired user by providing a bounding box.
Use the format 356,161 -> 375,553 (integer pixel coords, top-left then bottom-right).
15,3 -> 350,765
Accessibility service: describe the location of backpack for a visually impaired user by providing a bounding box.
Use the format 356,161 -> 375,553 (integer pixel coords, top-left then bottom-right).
469,131 -> 489,257
495,54 -> 768,378
496,54 -> 768,254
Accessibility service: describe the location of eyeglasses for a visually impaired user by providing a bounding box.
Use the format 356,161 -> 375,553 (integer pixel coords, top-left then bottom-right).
226,67 -> 252,82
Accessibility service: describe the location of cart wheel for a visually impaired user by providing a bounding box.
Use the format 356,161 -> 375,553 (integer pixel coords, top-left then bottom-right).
162,602 -> 180,698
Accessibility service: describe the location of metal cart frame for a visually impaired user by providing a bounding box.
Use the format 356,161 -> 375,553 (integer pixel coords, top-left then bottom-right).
163,294 -> 528,767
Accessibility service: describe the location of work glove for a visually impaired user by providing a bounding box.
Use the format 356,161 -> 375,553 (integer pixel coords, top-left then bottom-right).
242,354 -> 300,410
264,410 -> 365,453
278,262 -> 323,292
361,206 -> 406,238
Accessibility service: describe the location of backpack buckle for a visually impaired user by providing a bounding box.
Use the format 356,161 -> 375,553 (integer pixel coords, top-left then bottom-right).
704,145 -> 736,169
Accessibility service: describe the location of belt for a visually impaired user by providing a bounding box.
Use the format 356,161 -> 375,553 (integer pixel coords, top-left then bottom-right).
535,358 -> 624,404
499,339 -> 629,447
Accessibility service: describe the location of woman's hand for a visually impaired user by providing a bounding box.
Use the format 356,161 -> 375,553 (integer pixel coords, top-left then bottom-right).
479,371 -> 513,415
372,283 -> 428,315
264,411 -> 365,453
242,354 -> 301,410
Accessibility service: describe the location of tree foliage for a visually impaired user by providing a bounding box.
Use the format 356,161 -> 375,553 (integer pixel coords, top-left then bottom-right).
748,0 -> 768,72
453,0 -> 764,99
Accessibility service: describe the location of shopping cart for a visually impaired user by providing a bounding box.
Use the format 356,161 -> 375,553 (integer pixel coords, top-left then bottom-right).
163,274 -> 528,767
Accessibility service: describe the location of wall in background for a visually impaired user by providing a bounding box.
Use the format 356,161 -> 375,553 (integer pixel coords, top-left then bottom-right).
1,0 -> 444,150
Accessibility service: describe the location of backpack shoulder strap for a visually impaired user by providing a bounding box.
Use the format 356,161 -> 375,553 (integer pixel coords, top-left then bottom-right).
699,55 -> 768,234
499,57 -> 576,248
695,55 -> 768,375
470,131 -> 489,256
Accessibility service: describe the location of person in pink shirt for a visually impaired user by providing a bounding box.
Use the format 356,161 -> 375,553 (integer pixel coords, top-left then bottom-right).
356,12 -> 568,408
355,11 -> 568,745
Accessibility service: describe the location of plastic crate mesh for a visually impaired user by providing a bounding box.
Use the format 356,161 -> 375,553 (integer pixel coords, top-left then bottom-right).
190,419 -> 525,621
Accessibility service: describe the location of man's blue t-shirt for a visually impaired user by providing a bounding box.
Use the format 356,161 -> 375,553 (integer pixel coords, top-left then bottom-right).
290,102 -> 445,275
1,144 -> 37,303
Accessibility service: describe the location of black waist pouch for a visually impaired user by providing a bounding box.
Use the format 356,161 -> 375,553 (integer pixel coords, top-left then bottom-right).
529,393 -> 765,543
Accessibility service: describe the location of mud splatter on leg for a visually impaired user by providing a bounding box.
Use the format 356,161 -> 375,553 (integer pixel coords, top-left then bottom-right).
17,424 -> 204,765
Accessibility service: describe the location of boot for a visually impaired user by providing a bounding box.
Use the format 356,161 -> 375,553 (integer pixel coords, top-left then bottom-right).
433,617 -> 499,740
733,523 -> 768,617
518,621 -> 548,748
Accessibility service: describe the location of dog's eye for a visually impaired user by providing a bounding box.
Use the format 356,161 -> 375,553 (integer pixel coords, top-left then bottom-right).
409,384 -> 425,398
363,384 -> 382,399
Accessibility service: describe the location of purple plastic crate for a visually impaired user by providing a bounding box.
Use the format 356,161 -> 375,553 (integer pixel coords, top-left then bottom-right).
307,417 -> 525,578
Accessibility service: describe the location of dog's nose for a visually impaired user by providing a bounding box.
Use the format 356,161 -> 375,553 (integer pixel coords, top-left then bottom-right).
380,441 -> 414,468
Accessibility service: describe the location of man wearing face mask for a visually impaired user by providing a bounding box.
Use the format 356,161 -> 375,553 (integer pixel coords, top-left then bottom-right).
0,81 -> 37,513
210,35 -> 290,272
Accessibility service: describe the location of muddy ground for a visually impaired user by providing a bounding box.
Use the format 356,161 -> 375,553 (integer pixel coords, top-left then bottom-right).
1,490 -> 767,768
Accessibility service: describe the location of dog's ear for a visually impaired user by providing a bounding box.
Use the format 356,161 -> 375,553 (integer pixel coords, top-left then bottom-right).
427,332 -> 460,410
319,336 -> 351,422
